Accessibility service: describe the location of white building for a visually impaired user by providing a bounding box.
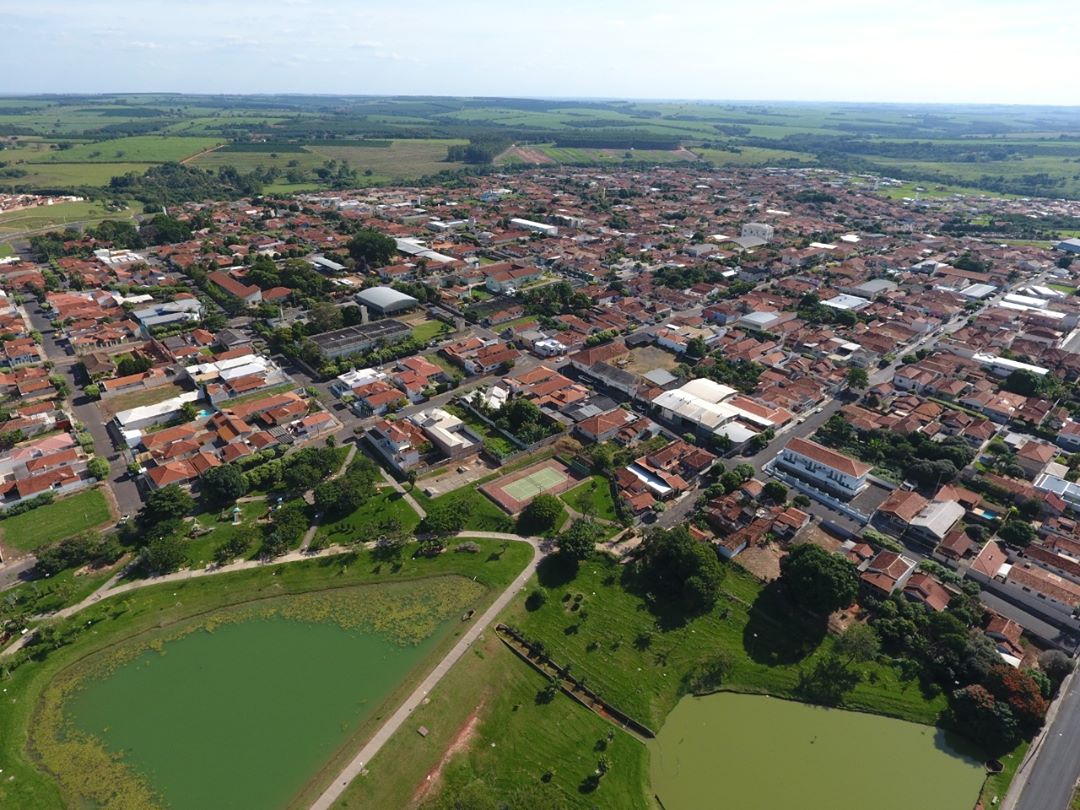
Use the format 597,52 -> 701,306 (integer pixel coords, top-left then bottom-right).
776,437 -> 871,499
509,217 -> 559,237
740,222 -> 774,243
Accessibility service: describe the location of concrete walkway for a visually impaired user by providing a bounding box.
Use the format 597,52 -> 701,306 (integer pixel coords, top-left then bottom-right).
308,532 -> 544,810
379,468 -> 427,520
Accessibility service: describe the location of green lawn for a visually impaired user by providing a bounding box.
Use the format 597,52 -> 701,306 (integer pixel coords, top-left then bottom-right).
179,499 -> 268,568
0,488 -> 113,552
981,740 -> 1028,808
0,537 -> 533,810
510,556 -> 946,731
560,476 -> 619,521
316,488 -> 422,543
411,319 -> 450,343
0,242 -> 13,257
412,484 -> 515,534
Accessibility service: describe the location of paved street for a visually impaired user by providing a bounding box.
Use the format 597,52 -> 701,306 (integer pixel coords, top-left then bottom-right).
1006,667 -> 1080,810
25,298 -> 143,517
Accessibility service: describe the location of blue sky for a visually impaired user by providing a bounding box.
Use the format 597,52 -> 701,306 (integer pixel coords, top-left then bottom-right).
2,0 -> 1077,104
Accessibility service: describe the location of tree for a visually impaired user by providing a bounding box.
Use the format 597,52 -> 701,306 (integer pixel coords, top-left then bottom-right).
419,499 -> 470,537
140,484 -> 194,525
999,519 -> 1035,547
84,383 -> 101,400
834,623 -> 880,666
762,481 -> 788,503
634,526 -> 725,614
87,457 -> 110,481
348,229 -> 396,268
269,502 -> 309,545
283,461 -> 323,493
986,664 -> 1049,736
846,366 -> 869,389
199,464 -> 247,507
1002,369 -> 1043,397
517,494 -> 564,535
179,401 -> 198,423
949,684 -> 1021,756
308,301 -> 343,333
685,336 -> 708,359
1038,650 -> 1074,691
116,354 -> 152,377
779,544 -> 859,615
143,534 -> 186,575
213,524 -> 258,564
557,519 -> 599,561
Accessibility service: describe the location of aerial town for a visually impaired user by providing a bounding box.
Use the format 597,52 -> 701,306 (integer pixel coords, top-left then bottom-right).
5,162 -> 1080,810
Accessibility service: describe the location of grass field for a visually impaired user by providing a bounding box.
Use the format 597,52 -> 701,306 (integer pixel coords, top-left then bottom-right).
560,476 -> 619,522
411,319 -> 450,343
334,632 -> 650,810
0,488 -> 113,552
0,537 -> 533,810
0,200 -> 137,237
316,488 -> 422,543
0,242 -> 13,257
98,382 -> 186,418
0,162 -> 155,191
511,556 -> 946,731
411,483 -> 516,534
179,499 -> 268,568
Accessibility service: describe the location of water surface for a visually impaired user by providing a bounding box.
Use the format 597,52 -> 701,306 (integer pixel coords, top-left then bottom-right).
69,616 -> 440,809
650,692 -> 984,810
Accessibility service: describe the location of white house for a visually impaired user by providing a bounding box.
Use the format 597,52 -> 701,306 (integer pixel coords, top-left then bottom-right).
776,437 -> 871,499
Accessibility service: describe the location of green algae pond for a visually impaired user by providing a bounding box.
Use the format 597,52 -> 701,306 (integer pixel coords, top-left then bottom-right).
66,616 -> 442,809
650,692 -> 985,810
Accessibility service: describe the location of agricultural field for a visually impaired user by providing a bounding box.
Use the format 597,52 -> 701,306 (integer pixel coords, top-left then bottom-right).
2,95 -> 1080,198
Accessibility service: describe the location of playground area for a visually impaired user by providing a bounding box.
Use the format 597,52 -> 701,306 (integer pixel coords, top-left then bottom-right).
480,458 -> 583,514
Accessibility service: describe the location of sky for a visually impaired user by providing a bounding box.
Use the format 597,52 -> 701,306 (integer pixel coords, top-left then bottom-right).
2,0 -> 1078,105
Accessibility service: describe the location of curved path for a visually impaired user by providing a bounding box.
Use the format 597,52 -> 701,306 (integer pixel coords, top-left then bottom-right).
308,533 -> 545,810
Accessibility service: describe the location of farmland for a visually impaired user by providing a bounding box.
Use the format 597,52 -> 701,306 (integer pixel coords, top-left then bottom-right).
2,95 -> 1080,198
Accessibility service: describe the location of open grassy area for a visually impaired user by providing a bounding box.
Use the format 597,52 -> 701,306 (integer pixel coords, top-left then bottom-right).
411,319 -> 451,343
980,740 -> 1029,808
0,242 -> 13,257
0,537 -> 533,810
316,488 -> 422,543
411,483 -> 515,534
510,555 -> 947,731
0,200 -> 137,237
0,488 -> 113,552
178,499 -> 268,568
560,476 -> 619,522
334,633 -> 649,810
0,162 -> 154,191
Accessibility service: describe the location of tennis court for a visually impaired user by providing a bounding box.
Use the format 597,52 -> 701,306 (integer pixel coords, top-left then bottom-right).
502,467 -> 569,501
480,458 -> 583,514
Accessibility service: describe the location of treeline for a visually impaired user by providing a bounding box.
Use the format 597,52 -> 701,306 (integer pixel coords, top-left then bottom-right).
446,136 -> 513,165
107,162 -> 263,206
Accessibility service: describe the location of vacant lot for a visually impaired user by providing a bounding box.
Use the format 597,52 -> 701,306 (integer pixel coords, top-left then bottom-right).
99,382 -> 186,419
624,345 -> 680,375
560,476 -> 619,521
308,138 -> 467,181
0,488 -> 113,553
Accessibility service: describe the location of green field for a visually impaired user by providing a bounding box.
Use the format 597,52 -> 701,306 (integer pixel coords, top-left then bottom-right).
411,319 -> 451,343
315,487 -> 422,543
0,488 -> 113,552
411,482 -> 515,534
0,537 -> 533,810
512,556 -> 945,731
24,135 -> 221,164
559,476 -> 619,521
3,96 -> 1080,198
0,200 -> 136,237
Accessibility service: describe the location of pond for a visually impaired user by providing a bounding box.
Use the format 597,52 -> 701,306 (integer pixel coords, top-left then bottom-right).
649,692 -> 985,810
66,616 -> 443,810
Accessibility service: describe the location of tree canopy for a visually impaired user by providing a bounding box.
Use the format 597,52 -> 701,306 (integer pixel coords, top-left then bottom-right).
517,493 -> 564,536
348,229 -> 397,268
779,543 -> 858,615
633,526 -> 726,614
